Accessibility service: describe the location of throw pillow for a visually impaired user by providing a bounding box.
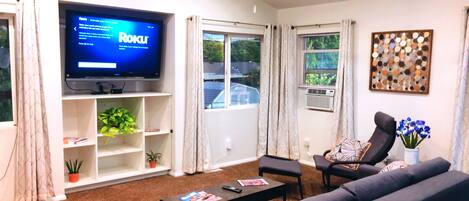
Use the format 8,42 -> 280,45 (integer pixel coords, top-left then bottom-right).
379,161 -> 408,174
325,137 -> 371,170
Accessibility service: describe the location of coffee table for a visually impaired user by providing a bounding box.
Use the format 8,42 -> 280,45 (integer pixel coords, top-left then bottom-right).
160,177 -> 287,201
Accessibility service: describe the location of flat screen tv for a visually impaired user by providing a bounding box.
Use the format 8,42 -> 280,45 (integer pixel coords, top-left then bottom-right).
65,10 -> 164,80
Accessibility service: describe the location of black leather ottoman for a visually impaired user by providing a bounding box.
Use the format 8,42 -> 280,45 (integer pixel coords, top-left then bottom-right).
259,155 -> 303,199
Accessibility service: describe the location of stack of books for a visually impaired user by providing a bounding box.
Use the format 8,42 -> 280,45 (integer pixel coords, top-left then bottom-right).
179,191 -> 221,201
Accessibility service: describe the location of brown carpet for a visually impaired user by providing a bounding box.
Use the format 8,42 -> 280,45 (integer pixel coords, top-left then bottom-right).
67,161 -> 347,201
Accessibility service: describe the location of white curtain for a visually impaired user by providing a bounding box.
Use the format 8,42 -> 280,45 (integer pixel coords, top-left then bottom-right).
182,16 -> 210,174
258,25 -> 299,159
331,19 -> 355,141
451,12 -> 469,172
15,0 -> 55,200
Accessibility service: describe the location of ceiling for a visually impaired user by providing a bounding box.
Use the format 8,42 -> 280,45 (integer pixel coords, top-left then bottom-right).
262,0 -> 347,9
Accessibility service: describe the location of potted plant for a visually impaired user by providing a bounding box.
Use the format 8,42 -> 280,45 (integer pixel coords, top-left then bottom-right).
65,159 -> 83,183
146,150 -> 162,168
98,107 -> 136,138
396,117 -> 431,165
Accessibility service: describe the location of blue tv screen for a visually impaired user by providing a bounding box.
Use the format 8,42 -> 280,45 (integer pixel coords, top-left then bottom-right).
65,11 -> 164,79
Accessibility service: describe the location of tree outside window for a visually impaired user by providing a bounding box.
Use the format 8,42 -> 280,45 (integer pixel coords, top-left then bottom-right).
303,33 -> 340,87
203,32 -> 260,109
0,19 -> 12,122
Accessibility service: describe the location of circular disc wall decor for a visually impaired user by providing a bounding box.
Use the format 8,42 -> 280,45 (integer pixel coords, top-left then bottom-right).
369,29 -> 433,94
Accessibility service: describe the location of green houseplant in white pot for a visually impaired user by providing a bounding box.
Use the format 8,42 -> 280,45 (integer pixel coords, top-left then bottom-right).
396,117 -> 431,165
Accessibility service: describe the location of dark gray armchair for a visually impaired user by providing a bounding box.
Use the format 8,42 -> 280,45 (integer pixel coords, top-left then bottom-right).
313,112 -> 396,190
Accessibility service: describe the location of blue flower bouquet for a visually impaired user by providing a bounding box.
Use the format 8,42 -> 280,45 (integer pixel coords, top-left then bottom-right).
396,117 -> 431,149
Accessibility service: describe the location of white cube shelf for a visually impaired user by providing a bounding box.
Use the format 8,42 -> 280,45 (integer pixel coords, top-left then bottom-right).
62,93 -> 172,192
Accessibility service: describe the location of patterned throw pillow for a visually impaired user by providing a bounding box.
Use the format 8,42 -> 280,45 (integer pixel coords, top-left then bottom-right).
325,137 -> 371,170
379,161 -> 408,174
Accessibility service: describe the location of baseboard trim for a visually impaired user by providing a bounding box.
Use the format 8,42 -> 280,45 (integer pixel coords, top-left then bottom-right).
50,194 -> 67,201
299,159 -> 316,167
65,170 -> 169,193
169,170 -> 185,177
214,157 -> 258,169
204,168 -> 223,173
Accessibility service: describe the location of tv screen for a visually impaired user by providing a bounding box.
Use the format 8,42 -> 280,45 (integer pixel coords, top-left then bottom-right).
65,11 -> 163,79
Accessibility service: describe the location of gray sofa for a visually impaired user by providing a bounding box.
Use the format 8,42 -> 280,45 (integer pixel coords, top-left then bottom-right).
303,157 -> 469,201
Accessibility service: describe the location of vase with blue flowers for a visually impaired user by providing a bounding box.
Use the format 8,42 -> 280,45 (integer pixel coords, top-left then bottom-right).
396,117 -> 431,165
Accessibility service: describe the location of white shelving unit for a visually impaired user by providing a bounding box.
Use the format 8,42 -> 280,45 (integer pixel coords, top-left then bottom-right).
144,130 -> 171,137
63,141 -> 96,149
97,144 -> 142,157
61,92 -> 172,192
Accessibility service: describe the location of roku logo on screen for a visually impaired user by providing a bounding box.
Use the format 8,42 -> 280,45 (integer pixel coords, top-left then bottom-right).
119,32 -> 149,44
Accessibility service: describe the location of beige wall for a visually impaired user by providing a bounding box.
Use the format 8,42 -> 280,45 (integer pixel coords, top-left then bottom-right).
278,0 -> 469,164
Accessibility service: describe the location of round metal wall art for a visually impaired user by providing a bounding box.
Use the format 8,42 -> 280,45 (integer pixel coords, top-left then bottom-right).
369,29 -> 433,94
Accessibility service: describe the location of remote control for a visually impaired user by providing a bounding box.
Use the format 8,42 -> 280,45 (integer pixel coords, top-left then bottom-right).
222,185 -> 242,193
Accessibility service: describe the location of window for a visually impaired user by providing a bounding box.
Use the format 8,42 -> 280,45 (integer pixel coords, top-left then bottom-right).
301,33 -> 340,87
203,32 -> 260,109
0,17 -> 14,123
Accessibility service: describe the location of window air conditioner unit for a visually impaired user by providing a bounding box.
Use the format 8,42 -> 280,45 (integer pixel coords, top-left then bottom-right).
305,89 -> 335,111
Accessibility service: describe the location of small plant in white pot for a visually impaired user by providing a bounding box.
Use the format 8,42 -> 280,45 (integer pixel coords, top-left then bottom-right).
146,151 -> 162,168
396,117 -> 431,165
65,159 -> 83,183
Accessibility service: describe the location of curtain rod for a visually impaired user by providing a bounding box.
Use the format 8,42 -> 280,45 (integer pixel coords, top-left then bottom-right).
187,17 -> 269,28
293,21 -> 356,29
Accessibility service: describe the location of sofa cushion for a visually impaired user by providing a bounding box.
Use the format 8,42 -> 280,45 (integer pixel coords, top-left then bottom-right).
374,170 -> 469,201
301,189 -> 355,201
406,157 -> 450,184
341,169 -> 412,201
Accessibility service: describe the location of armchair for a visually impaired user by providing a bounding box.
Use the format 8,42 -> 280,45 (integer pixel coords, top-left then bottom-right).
313,112 -> 396,190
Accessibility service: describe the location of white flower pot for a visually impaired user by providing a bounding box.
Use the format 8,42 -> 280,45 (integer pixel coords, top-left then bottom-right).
404,148 -> 419,165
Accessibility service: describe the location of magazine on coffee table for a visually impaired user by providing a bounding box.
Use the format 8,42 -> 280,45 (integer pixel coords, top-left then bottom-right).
179,191 -> 221,201
237,178 -> 269,187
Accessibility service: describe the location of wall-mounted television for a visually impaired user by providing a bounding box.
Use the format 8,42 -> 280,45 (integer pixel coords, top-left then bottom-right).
65,10 -> 164,80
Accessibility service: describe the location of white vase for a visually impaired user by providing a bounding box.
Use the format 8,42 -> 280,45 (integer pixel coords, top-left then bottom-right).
404,148 -> 419,165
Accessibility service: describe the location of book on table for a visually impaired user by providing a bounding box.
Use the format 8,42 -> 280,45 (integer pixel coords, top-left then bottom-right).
237,178 -> 269,187
179,191 -> 221,201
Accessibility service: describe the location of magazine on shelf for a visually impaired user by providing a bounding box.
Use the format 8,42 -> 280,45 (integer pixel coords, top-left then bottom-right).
237,178 -> 269,187
179,191 -> 222,201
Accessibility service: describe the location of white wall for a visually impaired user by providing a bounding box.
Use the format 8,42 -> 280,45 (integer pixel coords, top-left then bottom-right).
0,126 -> 16,201
278,0 -> 469,164
206,106 -> 259,168
1,0 -> 276,200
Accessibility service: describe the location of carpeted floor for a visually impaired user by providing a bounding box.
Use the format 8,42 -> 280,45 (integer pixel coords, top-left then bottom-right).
67,161 -> 347,201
